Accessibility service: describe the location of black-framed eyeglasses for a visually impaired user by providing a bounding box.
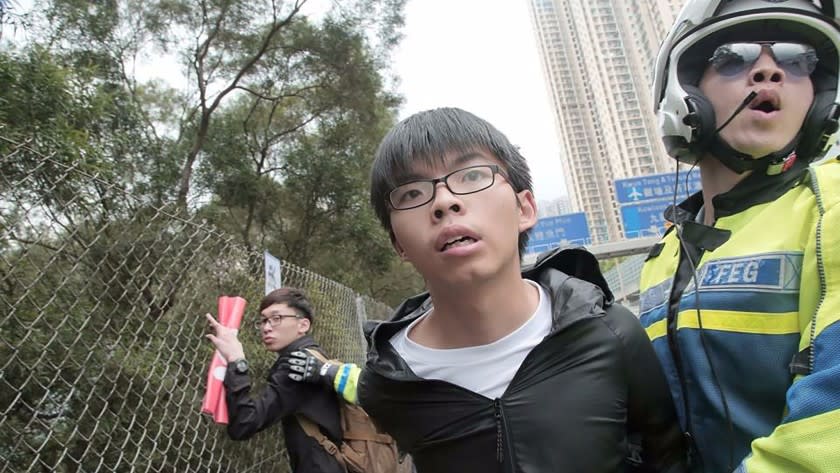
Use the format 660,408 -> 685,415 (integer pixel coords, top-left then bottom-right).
708,42 -> 818,78
388,164 -> 506,210
254,314 -> 301,331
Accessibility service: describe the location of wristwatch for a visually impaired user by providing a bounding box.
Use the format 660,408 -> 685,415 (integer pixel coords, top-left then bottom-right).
232,358 -> 249,374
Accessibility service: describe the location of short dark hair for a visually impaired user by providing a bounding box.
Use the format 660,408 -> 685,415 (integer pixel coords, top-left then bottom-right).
258,287 -> 314,322
369,107 -> 533,256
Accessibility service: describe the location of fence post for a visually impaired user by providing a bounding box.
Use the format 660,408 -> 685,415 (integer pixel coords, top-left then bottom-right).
355,296 -> 367,342
616,259 -> 625,301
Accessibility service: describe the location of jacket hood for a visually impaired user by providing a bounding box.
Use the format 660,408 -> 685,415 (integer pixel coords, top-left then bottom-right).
523,246 -> 613,302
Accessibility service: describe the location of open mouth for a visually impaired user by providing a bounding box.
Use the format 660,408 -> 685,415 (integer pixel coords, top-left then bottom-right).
749,90 -> 780,114
441,236 -> 477,251
750,101 -> 778,113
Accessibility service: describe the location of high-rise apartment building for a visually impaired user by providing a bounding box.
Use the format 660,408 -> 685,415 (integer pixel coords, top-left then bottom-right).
537,195 -> 574,218
528,0 -> 684,243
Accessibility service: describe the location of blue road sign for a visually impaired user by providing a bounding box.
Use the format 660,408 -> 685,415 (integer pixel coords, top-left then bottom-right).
525,212 -> 590,255
620,199 -> 672,239
615,172 -> 701,204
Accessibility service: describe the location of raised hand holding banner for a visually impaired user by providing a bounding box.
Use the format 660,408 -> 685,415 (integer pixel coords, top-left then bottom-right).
201,296 -> 247,424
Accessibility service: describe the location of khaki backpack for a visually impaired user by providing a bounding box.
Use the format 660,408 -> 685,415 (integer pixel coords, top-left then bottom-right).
296,349 -> 414,473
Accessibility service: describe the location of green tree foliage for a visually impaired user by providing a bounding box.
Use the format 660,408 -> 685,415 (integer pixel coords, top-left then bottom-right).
1,0 -> 425,470
3,0 -> 422,301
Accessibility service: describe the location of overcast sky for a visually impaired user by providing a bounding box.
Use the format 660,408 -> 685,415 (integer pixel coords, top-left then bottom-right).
390,0 -> 567,200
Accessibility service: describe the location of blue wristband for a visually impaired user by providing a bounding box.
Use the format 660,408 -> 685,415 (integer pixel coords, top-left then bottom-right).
336,364 -> 351,394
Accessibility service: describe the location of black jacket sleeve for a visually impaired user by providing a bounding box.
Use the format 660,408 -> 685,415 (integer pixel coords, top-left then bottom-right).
607,304 -> 688,473
223,358 -> 304,440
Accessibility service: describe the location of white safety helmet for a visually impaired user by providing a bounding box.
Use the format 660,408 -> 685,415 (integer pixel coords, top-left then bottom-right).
653,0 -> 840,173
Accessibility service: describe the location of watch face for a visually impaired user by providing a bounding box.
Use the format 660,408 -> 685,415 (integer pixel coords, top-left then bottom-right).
235,359 -> 248,374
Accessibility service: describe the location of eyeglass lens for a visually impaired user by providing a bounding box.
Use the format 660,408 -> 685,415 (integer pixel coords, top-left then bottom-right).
389,165 -> 497,210
254,314 -> 298,330
710,42 -> 818,77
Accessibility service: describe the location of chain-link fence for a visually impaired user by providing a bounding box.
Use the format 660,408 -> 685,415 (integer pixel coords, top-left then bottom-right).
603,253 -> 646,313
0,135 -> 392,472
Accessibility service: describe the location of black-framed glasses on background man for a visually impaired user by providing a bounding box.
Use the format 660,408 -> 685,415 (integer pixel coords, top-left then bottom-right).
708,42 -> 818,77
388,164 -> 506,210
254,313 -> 300,331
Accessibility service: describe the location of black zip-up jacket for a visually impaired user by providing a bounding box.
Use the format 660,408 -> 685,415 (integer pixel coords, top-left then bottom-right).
358,248 -> 687,473
224,335 -> 344,473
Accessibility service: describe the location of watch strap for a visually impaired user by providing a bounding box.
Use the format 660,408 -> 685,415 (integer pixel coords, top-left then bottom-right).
231,358 -> 248,374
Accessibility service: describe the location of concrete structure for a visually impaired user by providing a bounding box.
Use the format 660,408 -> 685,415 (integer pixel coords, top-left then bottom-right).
537,195 -> 574,218
522,234 -> 659,266
527,0 -> 684,243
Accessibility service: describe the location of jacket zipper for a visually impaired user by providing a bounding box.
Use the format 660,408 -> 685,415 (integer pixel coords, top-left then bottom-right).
493,397 -> 514,472
810,173 -> 827,373
494,398 -> 503,463
667,241 -> 697,467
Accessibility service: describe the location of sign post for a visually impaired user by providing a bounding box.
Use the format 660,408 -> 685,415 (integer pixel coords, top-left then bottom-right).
614,171 -> 701,239
264,250 -> 282,295
525,212 -> 590,255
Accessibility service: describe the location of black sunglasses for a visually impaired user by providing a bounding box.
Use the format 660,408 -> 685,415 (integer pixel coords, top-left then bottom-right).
708,42 -> 818,77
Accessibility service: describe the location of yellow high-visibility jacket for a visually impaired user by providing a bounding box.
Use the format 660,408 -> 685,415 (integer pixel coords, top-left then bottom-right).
639,158 -> 840,473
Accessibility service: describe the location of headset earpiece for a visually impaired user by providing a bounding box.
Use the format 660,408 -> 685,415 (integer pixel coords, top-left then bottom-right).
798,90 -> 840,160
682,85 -> 717,146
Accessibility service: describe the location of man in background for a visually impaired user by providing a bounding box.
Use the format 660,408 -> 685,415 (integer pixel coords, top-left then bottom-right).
206,287 -> 344,473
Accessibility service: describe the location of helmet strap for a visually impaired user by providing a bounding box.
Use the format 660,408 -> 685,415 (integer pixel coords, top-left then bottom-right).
705,132 -> 802,175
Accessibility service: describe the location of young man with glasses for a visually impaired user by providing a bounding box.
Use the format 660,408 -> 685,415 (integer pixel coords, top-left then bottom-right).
205,287 -> 344,473
641,1 -> 840,472
289,107 -> 687,472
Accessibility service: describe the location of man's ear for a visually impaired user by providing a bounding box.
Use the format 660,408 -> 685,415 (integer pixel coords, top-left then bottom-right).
517,189 -> 538,233
299,317 -> 311,334
391,231 -> 407,259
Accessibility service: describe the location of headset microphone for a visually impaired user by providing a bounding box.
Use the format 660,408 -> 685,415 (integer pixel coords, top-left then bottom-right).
714,91 -> 759,134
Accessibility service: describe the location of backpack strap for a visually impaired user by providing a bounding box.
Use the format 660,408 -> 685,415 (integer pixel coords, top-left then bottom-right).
340,403 -> 395,444
296,415 -> 347,470
296,347 -> 348,470
304,347 -> 329,363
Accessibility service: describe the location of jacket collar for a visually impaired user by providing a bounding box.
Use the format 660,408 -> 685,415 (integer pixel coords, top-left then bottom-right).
667,158 -> 809,223
270,335 -> 320,371
364,248 -> 610,370
527,247 -> 610,333
523,247 -> 612,303
713,157 -> 808,218
280,334 -> 319,356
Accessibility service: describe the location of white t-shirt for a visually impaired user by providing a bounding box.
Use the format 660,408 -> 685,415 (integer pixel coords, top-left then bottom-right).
388,280 -> 552,399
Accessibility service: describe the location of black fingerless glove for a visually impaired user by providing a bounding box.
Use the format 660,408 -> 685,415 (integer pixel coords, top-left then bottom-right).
288,350 -> 339,388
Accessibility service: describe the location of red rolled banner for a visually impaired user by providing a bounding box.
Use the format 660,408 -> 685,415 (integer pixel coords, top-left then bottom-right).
202,296 -> 248,424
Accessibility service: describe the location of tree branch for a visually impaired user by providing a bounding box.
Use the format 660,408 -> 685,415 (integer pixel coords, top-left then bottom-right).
176,0 -> 307,208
